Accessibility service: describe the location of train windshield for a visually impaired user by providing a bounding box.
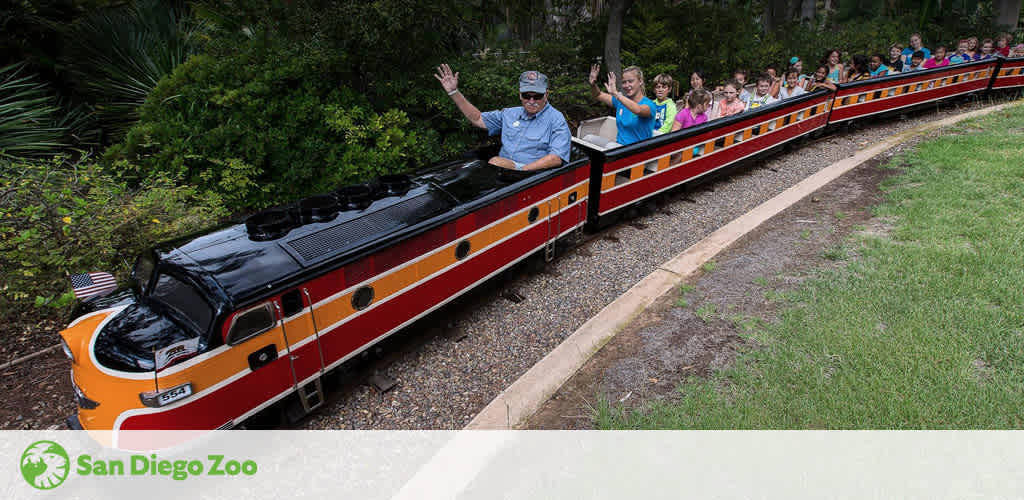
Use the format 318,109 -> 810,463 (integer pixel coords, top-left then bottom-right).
132,254 -> 155,294
149,273 -> 214,336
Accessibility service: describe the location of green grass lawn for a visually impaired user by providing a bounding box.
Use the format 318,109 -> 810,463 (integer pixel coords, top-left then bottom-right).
598,104 -> 1024,429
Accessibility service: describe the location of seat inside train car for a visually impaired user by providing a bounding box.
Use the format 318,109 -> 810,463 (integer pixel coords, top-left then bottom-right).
575,116 -> 621,151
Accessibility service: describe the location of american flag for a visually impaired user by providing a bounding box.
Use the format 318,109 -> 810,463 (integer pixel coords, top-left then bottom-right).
70,272 -> 118,300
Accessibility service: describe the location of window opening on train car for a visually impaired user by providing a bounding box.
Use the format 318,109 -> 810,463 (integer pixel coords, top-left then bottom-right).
797,110 -> 806,121
808,106 -> 818,117
435,64 -> 570,172
902,85 -> 911,94
150,274 -> 214,336
751,124 -> 762,136
872,90 -> 883,100
615,170 -> 631,186
455,240 -> 471,259
281,290 -> 303,317
226,303 -> 276,345
714,137 -> 726,149
857,94 -> 867,103
733,131 -> 744,143
692,144 -> 705,157
643,159 -> 658,175
767,120 -> 777,131
782,114 -> 792,126
670,151 -> 684,165
887,88 -> 896,97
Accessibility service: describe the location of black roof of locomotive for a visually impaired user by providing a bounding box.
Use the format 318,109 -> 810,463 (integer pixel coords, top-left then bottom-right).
151,154 -> 589,310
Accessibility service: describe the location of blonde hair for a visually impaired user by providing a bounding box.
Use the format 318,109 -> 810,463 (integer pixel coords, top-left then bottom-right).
652,73 -> 674,87
622,65 -> 644,81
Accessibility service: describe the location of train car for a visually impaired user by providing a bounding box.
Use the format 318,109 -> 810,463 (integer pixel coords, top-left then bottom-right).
60,152 -> 591,435
573,88 -> 834,224
827,58 -> 998,125
990,55 -> 1024,91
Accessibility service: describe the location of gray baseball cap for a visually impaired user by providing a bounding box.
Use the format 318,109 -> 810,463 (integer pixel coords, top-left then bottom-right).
519,70 -> 548,93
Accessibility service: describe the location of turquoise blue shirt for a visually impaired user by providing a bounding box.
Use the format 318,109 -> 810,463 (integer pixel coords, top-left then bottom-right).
612,95 -> 655,145
481,103 -> 571,165
869,64 -> 890,77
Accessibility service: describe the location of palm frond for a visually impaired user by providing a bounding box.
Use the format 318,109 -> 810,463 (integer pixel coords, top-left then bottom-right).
0,62 -> 66,156
62,0 -> 207,142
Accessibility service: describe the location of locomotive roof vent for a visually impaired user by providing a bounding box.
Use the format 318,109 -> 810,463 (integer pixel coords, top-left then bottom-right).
299,193 -> 340,224
337,184 -> 374,211
377,174 -> 413,197
245,208 -> 298,241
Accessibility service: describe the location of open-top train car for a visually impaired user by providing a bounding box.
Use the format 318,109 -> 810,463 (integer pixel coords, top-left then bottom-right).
828,58 -> 998,124
59,56 -> 1024,434
991,55 -> 1024,90
60,152 -> 591,435
573,88 -> 834,223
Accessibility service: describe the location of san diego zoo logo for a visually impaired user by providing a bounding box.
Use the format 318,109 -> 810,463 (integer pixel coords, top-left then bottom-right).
19,440 -> 258,490
20,440 -> 70,490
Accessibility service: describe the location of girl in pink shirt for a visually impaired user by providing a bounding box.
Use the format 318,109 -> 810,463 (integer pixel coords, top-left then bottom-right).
671,89 -> 712,131
923,46 -> 949,69
717,80 -> 746,118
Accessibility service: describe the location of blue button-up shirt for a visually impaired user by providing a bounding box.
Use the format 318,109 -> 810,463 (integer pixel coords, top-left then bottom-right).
480,103 -> 571,166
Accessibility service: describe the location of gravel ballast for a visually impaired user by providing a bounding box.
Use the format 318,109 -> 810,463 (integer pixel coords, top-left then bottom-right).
291,96 -> 1009,430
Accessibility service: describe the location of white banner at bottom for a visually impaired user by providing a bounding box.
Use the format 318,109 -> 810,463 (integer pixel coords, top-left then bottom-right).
3,431 -> 1023,499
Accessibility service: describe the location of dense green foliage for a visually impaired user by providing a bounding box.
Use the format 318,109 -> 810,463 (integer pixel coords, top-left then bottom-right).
106,45 -> 442,209
0,156 -> 227,321
62,0 -> 207,142
623,0 -> 1012,88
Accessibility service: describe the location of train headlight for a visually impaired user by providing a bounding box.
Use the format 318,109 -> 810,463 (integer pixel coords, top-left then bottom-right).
70,372 -> 99,410
140,383 -> 194,408
60,337 -> 74,363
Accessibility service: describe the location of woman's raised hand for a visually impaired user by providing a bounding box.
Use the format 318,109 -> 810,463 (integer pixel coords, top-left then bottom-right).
589,64 -> 601,85
604,71 -> 618,95
435,64 -> 459,93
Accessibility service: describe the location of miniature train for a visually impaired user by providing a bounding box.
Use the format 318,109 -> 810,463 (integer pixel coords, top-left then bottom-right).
59,56 -> 1024,436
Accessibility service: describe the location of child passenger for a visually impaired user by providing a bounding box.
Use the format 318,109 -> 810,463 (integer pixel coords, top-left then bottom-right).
996,34 -> 1012,57
949,40 -> 970,64
733,70 -> 752,104
868,54 -> 890,78
1012,44 -> 1024,58
717,80 -> 746,118
825,49 -> 844,83
671,89 -> 712,131
903,51 -> 926,72
978,38 -> 995,59
901,33 -> 931,63
923,46 -> 949,68
651,73 -> 678,135
778,70 -> 807,100
805,65 -> 837,91
888,44 -> 905,72
746,75 -> 778,110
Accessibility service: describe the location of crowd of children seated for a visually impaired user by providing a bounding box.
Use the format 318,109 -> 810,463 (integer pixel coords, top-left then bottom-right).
593,31 -> 1024,140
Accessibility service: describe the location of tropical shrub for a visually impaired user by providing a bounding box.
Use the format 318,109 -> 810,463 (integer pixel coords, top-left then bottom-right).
107,43 -> 443,209
62,0 -> 207,143
0,62 -> 66,157
0,156 -> 227,322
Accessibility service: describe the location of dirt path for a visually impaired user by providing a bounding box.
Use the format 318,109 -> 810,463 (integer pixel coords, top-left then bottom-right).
527,156 -> 903,429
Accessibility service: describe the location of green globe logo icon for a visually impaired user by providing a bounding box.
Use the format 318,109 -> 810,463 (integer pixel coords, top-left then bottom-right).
20,440 -> 70,490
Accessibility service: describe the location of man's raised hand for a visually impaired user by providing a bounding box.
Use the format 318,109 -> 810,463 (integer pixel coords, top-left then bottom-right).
435,64 -> 459,93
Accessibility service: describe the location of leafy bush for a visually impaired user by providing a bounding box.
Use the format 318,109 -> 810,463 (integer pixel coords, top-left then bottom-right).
0,156 -> 227,322
107,44 -> 441,209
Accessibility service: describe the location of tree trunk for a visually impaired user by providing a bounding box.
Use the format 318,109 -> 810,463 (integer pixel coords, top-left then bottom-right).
995,0 -> 1022,29
763,0 -> 789,34
801,0 -> 815,23
604,0 -> 632,79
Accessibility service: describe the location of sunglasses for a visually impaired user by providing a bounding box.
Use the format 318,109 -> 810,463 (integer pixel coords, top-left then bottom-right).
520,92 -> 546,101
